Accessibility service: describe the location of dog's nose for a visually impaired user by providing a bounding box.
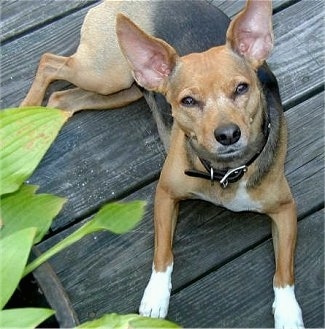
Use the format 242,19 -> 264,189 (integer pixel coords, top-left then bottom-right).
214,123 -> 241,146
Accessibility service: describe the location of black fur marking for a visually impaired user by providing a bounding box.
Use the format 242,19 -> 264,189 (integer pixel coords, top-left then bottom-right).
152,1 -> 230,56
247,64 -> 284,187
146,1 -> 230,149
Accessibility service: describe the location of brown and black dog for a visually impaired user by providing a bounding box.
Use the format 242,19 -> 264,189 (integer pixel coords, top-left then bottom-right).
21,1 -> 304,327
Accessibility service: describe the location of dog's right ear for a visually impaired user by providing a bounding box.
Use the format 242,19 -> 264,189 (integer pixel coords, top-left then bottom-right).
116,14 -> 179,92
226,0 -> 274,68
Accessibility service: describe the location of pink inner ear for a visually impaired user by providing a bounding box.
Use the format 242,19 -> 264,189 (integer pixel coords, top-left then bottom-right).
133,54 -> 171,89
154,62 -> 171,77
237,30 -> 273,61
227,0 -> 274,65
116,14 -> 177,90
130,44 -> 174,89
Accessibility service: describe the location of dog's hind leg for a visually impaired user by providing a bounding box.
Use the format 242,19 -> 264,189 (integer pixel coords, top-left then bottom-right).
21,51 -> 136,110
21,53 -> 73,107
47,83 -> 143,114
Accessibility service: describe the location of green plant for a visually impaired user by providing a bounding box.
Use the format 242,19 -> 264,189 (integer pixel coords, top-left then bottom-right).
0,107 -> 69,327
77,313 -> 180,328
0,107 -> 180,328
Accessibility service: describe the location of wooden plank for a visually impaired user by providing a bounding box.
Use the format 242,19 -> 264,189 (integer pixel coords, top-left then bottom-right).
0,0 -> 99,43
284,92 -> 324,216
35,92 -> 324,324
168,209 -> 324,328
267,0 -> 324,107
214,0 -> 295,18
27,101 -> 165,231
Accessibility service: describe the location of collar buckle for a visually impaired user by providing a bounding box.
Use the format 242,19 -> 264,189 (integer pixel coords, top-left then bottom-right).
219,165 -> 247,188
210,167 -> 214,181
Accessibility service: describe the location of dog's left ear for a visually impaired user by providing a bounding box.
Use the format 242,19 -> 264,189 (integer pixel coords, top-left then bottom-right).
116,14 -> 179,92
226,0 -> 274,68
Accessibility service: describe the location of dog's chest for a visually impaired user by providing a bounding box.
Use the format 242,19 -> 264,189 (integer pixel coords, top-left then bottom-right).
193,180 -> 263,213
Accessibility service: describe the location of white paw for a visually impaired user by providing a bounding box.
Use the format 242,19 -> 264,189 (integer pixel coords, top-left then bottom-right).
273,285 -> 304,329
139,264 -> 173,318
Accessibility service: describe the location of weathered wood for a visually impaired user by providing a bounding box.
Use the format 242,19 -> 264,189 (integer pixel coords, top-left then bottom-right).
268,0 -> 324,108
0,0 -> 99,43
1,4 -> 94,109
215,0 -> 295,18
36,92 -> 324,324
27,101 -> 165,230
168,209 -> 324,328
284,93 -> 324,216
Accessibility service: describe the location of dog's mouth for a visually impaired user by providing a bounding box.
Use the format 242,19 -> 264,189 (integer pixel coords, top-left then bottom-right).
188,134 -> 265,169
217,146 -> 243,158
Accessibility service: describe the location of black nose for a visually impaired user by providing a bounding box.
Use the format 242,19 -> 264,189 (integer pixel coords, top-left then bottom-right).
214,123 -> 241,146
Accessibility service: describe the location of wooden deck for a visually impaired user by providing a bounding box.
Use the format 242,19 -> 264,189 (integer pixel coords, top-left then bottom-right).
1,0 -> 324,327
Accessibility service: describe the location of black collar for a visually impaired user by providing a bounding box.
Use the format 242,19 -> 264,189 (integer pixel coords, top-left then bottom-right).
184,119 -> 271,188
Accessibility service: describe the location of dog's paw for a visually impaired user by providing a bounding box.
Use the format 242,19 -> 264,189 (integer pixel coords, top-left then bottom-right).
139,264 -> 173,318
273,286 -> 304,329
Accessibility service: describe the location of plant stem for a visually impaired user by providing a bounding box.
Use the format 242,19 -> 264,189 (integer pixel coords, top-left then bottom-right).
23,224 -> 92,278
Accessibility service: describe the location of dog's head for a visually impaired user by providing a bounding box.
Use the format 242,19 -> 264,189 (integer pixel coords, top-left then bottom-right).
116,0 -> 274,169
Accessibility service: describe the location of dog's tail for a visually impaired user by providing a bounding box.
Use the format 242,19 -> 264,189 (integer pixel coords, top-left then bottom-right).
143,91 -> 172,153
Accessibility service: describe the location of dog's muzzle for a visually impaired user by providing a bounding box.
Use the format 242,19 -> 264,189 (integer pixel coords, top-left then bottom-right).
185,120 -> 271,188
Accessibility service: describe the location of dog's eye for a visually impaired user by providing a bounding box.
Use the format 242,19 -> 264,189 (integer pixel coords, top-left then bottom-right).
235,83 -> 249,96
181,96 -> 198,107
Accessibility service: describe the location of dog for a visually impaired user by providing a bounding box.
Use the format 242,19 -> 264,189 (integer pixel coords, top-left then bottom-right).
21,0 -> 304,328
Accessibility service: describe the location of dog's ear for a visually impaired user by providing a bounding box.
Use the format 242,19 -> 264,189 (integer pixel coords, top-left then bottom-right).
226,0 -> 274,68
116,14 -> 179,91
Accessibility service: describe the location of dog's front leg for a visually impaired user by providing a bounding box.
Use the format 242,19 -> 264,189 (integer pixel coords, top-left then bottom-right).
139,182 -> 179,318
269,199 -> 304,329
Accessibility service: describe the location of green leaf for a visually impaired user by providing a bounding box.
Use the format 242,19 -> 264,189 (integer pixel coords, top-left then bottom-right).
130,316 -> 181,328
84,201 -> 147,234
0,308 -> 55,328
0,184 -> 66,243
0,228 -> 36,309
77,313 -> 181,329
0,107 -> 69,195
77,313 -> 138,328
23,201 -> 146,277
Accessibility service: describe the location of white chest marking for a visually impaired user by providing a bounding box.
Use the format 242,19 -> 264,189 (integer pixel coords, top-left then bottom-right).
224,180 -> 262,212
194,180 -> 262,213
